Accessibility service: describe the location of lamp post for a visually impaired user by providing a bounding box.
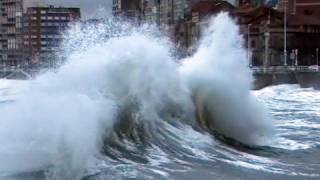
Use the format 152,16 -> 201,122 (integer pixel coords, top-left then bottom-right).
247,24 -> 252,67
284,0 -> 287,66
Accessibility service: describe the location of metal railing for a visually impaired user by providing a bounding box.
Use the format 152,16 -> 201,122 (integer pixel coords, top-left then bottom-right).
251,66 -> 320,73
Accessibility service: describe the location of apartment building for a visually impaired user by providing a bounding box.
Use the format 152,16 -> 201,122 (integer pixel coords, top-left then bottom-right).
0,0 -> 24,67
112,0 -> 142,22
144,0 -> 201,25
23,6 -> 80,67
144,0 -> 174,24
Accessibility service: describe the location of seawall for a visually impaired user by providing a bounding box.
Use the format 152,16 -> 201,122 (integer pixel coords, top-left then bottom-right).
253,71 -> 320,90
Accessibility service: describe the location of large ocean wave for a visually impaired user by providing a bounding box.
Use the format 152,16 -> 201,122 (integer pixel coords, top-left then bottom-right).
1,13 -> 317,180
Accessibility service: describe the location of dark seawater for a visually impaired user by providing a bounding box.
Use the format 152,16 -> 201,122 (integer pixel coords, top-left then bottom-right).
1,82 -> 319,180
0,14 -> 319,180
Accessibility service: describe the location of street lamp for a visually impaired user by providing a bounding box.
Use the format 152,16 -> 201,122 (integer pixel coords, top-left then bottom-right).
247,24 -> 252,66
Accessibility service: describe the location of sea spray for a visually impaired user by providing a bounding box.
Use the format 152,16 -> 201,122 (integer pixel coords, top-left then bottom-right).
180,13 -> 274,145
0,21 -> 193,179
0,13 -> 274,179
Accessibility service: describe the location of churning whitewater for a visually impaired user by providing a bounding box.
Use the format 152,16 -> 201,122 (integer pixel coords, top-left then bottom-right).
0,13 -> 319,180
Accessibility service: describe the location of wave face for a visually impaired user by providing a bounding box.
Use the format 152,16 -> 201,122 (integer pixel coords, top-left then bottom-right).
0,13 -> 319,180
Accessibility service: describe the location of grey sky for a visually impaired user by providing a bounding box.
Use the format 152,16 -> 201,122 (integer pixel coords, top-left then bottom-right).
24,0 -> 112,19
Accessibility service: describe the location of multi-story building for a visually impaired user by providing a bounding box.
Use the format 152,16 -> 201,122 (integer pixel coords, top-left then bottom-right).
0,0 -> 24,68
144,0 -> 201,25
112,0 -> 142,22
175,0 -> 204,21
23,6 -> 80,67
144,0 -> 174,25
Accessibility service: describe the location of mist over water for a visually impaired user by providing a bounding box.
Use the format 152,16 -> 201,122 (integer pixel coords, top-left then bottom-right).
0,13 -> 319,180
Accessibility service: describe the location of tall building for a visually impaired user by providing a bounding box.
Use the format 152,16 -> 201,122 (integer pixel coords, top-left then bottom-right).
144,0 -> 174,24
144,0 -> 158,23
0,0 -> 24,68
112,0 -> 142,22
23,6 -> 80,67
144,0 -> 201,25
168,0 -> 200,23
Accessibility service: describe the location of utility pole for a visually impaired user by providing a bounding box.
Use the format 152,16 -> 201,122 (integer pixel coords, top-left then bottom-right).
284,0 -> 287,66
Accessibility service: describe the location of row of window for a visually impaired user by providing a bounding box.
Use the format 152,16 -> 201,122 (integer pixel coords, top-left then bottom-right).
24,41 -> 59,46
40,22 -> 69,27
31,10 -> 71,15
24,22 -> 68,27
24,34 -> 61,39
31,16 -> 68,21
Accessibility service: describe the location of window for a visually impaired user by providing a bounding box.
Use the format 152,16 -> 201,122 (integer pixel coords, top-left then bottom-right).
41,10 -> 46,14
8,39 -> 16,49
41,16 -> 46,20
54,16 -> 59,20
31,16 -> 37,20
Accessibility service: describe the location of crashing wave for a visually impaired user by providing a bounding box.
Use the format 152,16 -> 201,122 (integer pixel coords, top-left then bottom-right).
0,13 -> 273,180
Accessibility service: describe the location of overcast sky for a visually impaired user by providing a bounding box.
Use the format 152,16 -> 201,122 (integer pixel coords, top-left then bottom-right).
24,0 -> 112,19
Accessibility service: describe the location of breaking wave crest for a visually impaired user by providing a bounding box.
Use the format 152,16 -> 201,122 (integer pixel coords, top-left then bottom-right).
0,13 -> 275,179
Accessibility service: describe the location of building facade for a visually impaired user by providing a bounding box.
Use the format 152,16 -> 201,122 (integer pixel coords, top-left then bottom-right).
143,0 -> 202,25
0,0 -> 24,68
23,6 -> 80,67
234,6 -> 320,67
144,0 -> 174,25
112,0 -> 142,22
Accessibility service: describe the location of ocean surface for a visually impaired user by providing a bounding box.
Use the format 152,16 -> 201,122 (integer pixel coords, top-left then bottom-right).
0,13 -> 319,180
0,80 -> 319,180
